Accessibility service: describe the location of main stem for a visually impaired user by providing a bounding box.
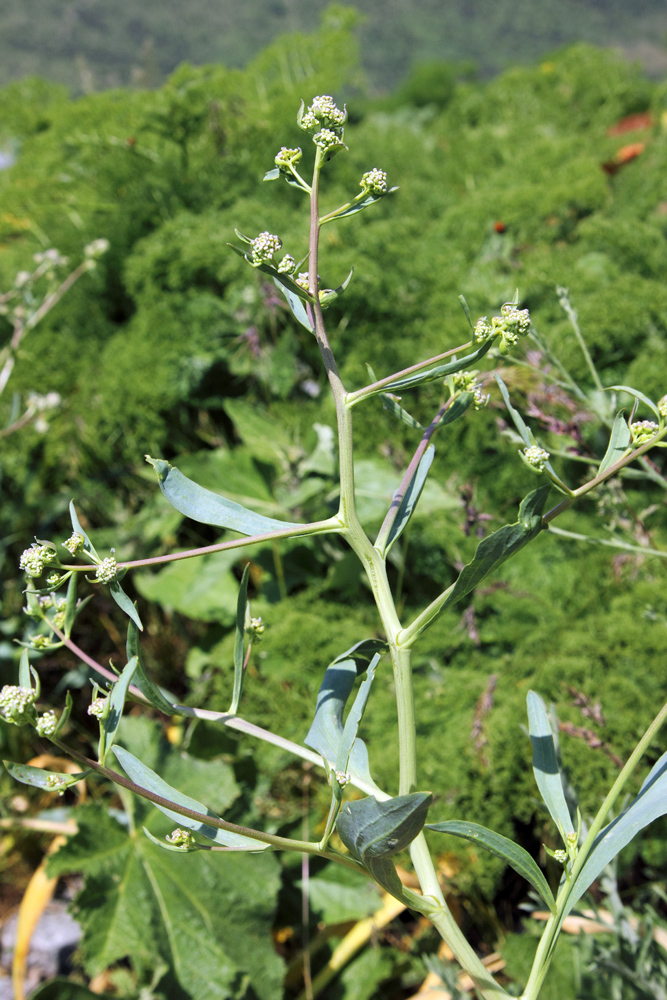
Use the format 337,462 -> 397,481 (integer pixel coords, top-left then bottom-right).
309,154 -> 507,1000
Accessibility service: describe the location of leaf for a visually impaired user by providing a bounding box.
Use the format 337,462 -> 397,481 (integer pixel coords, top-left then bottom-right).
302,865 -> 381,924
263,167 -> 280,181
495,374 -> 533,446
4,760 -> 88,790
100,656 -> 139,763
146,456 -> 302,534
29,980 -> 100,1000
527,691 -> 574,839
230,564 -> 250,714
598,410 -> 632,475
274,277 -> 314,332
305,639 -> 386,796
112,744 -> 267,851
381,394 -> 423,429
376,445 -> 435,558
108,578 -> 143,631
337,792 -> 432,901
63,570 -> 78,637
18,647 -> 31,689
379,340 -> 493,394
326,187 -> 398,221
609,385 -> 661,421
335,654 -> 379,775
564,752 -> 667,917
427,486 -> 550,627
69,501 -> 96,556
47,803 -> 283,1000
426,820 -> 556,914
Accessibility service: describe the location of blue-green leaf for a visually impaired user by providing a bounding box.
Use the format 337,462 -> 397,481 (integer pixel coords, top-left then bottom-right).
375,446 -> 435,558
564,752 -> 667,916
69,501 -> 97,557
146,457 -> 302,535
142,826 -> 207,853
4,759 -> 90,791
63,571 -> 79,637
335,655 -> 378,776
305,639 -> 386,796
527,691 -> 574,839
495,374 -> 533,446
100,656 -> 140,764
380,340 -> 493,395
263,167 -> 280,181
230,564 -> 250,715
609,385 -> 661,422
324,187 -> 398,222
109,577 -> 143,631
598,410 -> 632,476
113,745 -> 269,851
273,277 -> 314,332
426,820 -> 556,914
18,648 -> 31,689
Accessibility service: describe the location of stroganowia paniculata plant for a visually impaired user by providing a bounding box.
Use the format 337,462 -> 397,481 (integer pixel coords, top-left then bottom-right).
5,97 -> 667,1000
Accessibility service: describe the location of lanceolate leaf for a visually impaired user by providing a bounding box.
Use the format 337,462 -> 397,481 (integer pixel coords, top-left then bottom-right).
274,278 -> 314,332
109,577 -> 143,631
100,656 -> 139,764
376,446 -> 435,558
113,745 -> 268,851
609,385 -> 661,422
230,564 -> 250,715
18,648 -> 31,689
426,820 -> 556,914
527,691 -> 574,839
146,457 -> 301,535
598,410 -> 632,475
305,639 -> 386,797
4,759 -> 89,790
565,752 -> 667,917
495,374 -> 533,446
437,486 -> 550,619
69,501 -> 97,557
63,570 -> 79,637
335,655 -> 379,775
380,341 -> 493,395
337,792 -> 432,862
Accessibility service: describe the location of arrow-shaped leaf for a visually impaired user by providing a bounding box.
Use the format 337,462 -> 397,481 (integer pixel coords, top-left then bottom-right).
527,691 -> 574,839
146,457 -> 301,535
565,752 -> 667,917
426,820 -> 556,914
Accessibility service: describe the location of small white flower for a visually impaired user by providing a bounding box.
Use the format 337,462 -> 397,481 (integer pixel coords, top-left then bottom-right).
19,544 -> 54,578
310,95 -> 346,126
95,556 -> 118,584
474,317 -> 494,342
658,395 -> 667,418
46,774 -> 64,789
553,849 -> 568,864
277,255 -> 296,274
274,147 -> 302,172
84,238 -> 110,259
295,272 -> 311,291
334,770 -> 350,787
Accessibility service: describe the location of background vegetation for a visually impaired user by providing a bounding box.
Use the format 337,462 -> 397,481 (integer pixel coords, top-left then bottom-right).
2,7 -> 667,998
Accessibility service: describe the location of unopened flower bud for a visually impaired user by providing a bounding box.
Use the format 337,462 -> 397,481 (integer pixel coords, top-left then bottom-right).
166,827 -> 195,848
277,255 -> 296,274
247,617 -> 265,642
313,129 -> 340,151
63,532 -> 85,556
36,711 -> 58,737
522,445 -> 550,472
250,232 -> 282,266
658,395 -> 667,419
630,420 -> 658,445
95,556 -> 118,584
274,147 -> 302,172
360,168 -> 388,195
310,95 -> 346,126
88,697 -> 108,720
553,849 -> 568,864
0,685 -> 37,726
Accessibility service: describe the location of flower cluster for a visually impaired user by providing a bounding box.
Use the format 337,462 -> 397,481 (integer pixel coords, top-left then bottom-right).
31,635 -> 54,649
0,685 -> 37,726
247,617 -> 265,642
63,532 -> 85,556
19,544 -> 57,578
313,129 -> 341,151
250,232 -> 282,266
630,420 -> 658,445
474,302 -> 531,355
451,371 -> 489,410
88,697 -> 108,720
659,395 -> 667,419
36,711 -> 58,737
46,774 -> 65,791
360,168 -> 388,195
166,828 -> 196,849
277,255 -> 296,275
295,272 -> 311,291
84,238 -> 110,260
33,248 -> 68,267
95,556 -> 118,584
301,95 -> 347,129
522,445 -> 550,472
274,147 -> 302,173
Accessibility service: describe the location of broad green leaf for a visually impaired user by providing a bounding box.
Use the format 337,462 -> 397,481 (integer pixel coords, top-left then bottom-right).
274,277 -> 315,332
112,744 -> 267,851
47,803 -> 283,1000
69,501 -> 96,556
426,820 -> 556,914
337,792 -> 432,863
109,577 -> 143,631
146,457 -> 301,535
100,656 -> 139,763
379,340 -> 493,394
495,374 -> 533,446
431,486 -> 550,623
598,410 -> 632,475
4,760 -> 89,790
609,385 -> 661,422
305,639 -> 386,797
527,691 -> 574,839
230,564 -> 250,714
263,167 -> 280,181
565,752 -> 667,917
302,865 -> 381,924
375,445 -> 435,558
134,547 -> 240,624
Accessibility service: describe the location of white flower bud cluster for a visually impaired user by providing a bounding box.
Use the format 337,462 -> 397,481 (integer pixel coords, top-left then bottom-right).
553,849 -> 568,864
31,635 -> 54,649
630,420 -> 658,444
33,248 -> 68,267
658,395 -> 667,418
88,697 -> 108,719
277,255 -> 296,274
247,617 -> 265,642
309,95 -> 347,127
334,770 -> 350,787
95,556 -> 118,583
46,774 -> 65,790
19,544 -> 56,578
360,168 -> 388,195
14,270 -> 32,289
166,828 -> 195,848
63,532 -> 85,555
84,238 -> 110,259
296,272 -> 311,291
473,386 -> 490,410
0,685 -> 37,726
250,232 -> 282,266
46,572 -> 65,588
274,147 -> 302,172
474,303 -> 531,354
313,129 -> 341,151
36,711 -> 58,737
522,445 -> 550,472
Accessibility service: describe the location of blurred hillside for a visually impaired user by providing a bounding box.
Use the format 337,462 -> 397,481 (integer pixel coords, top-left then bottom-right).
1,0 -> 667,93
